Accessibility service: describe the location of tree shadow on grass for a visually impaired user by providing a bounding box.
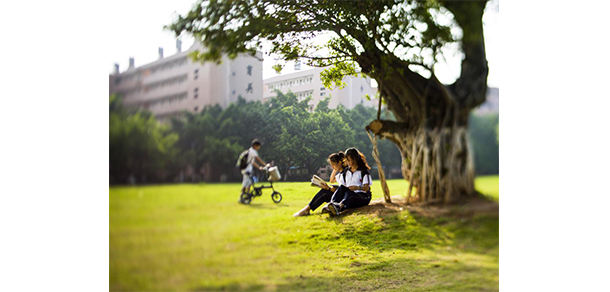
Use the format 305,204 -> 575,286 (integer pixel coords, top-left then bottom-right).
319,195 -> 499,254
191,283 -> 266,291
190,196 -> 498,292
190,256 -> 498,292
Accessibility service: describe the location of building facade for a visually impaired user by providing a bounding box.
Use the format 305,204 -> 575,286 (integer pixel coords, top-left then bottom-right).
262,67 -> 378,110
109,41 -> 263,121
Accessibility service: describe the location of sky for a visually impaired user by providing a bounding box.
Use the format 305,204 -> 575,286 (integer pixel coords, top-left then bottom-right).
107,0 -> 499,88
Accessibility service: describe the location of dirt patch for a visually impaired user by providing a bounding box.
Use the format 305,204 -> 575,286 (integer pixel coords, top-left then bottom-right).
343,195 -> 498,219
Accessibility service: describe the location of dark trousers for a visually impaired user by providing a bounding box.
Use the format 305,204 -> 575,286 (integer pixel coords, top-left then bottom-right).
331,185 -> 371,210
308,189 -> 334,211
330,185 -> 348,203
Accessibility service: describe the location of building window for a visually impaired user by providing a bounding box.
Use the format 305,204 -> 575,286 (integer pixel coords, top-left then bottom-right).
247,65 -> 252,76
194,88 -> 198,92
320,92 -> 324,96
194,75 -> 198,80
232,72 -> 235,76
320,87 -> 325,91
194,94 -> 198,99
360,85 -> 364,92
246,83 -> 253,93
232,90 -> 236,95
194,107 -> 198,111
194,69 -> 198,74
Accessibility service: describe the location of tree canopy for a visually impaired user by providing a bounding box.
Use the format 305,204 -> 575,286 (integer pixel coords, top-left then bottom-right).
168,0 -> 489,127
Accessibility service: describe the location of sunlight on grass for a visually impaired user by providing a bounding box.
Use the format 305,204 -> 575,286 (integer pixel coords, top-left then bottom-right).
475,175 -> 499,201
110,177 -> 498,291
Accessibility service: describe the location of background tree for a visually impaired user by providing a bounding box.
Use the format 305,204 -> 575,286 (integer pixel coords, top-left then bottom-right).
110,91 -> 498,184
169,0 -> 490,203
109,95 -> 178,184
469,112 -> 499,175
335,102 -> 402,173
170,101 -> 254,182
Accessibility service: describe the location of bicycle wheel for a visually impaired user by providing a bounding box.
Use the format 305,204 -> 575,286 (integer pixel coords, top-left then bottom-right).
240,192 -> 252,204
271,191 -> 282,203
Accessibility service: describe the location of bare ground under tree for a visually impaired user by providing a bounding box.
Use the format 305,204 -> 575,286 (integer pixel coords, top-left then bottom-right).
339,194 -> 499,219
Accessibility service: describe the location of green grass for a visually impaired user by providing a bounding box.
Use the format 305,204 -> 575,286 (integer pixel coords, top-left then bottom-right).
110,176 -> 499,291
474,175 -> 500,201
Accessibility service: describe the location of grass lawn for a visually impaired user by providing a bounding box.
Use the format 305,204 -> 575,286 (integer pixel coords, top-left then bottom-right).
110,176 -> 499,291
475,175 -> 500,201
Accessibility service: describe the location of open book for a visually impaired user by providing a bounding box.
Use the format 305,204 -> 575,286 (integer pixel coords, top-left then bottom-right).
311,174 -> 339,189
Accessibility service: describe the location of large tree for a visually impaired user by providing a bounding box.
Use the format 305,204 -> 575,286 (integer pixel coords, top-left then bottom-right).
169,0 -> 490,203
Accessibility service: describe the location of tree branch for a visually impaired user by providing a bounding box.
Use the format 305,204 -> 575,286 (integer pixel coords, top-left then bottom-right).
366,119 -> 410,144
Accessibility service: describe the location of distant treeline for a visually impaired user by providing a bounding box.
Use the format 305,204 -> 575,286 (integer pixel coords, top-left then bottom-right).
110,92 -> 498,184
469,112 -> 499,175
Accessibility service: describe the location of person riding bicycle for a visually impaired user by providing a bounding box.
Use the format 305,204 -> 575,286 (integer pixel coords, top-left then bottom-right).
241,139 -> 270,196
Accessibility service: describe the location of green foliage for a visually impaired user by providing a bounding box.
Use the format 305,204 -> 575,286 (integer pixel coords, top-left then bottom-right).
110,177 -> 498,291
469,113 -> 499,175
334,103 -> 402,174
109,91 -> 405,184
109,95 -> 178,184
169,91 -> 396,182
320,62 -> 357,90
271,64 -> 284,73
167,0 -> 459,85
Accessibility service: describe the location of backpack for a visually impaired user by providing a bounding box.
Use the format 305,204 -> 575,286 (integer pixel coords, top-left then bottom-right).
236,149 -> 249,170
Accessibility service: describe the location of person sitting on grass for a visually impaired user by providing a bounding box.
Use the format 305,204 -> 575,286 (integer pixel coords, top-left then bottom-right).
241,139 -> 270,197
292,152 -> 348,217
324,148 -> 372,216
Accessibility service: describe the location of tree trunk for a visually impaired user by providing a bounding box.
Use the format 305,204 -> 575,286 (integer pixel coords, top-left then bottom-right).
368,119 -> 475,203
363,59 -> 480,204
363,0 -> 488,204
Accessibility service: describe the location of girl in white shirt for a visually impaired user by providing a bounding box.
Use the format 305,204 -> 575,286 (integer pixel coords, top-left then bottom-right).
293,152 -> 348,217
326,148 -> 373,216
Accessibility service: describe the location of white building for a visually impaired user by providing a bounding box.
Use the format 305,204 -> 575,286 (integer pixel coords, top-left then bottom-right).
109,40 -> 263,121
262,67 -> 378,110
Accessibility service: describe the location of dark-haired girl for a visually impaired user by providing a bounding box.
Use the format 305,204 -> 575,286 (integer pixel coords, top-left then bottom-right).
293,152 -> 348,217
325,148 -> 373,216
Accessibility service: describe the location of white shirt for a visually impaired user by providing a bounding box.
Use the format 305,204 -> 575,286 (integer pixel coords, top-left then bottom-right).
242,147 -> 259,174
344,168 -> 373,193
334,170 -> 346,186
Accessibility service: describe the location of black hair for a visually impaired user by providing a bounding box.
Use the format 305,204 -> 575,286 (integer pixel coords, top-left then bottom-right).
328,152 -> 347,168
252,139 -> 262,147
345,148 -> 370,170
